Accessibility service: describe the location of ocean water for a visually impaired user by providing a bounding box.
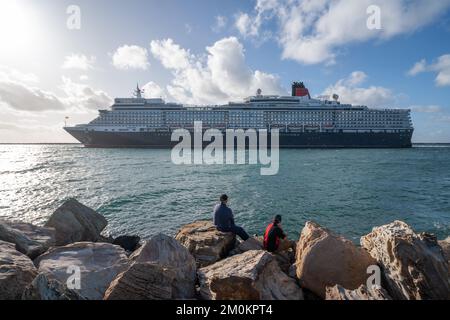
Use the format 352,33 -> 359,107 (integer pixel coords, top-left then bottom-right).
0,144 -> 449,242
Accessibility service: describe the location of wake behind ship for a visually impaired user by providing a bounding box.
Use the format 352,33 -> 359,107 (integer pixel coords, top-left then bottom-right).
64,82 -> 413,148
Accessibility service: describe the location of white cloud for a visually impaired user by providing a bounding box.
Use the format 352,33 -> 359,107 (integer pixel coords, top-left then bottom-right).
322,71 -> 395,107
60,77 -> 112,110
407,59 -> 427,76
150,37 -> 285,104
0,80 -> 66,112
235,13 -> 260,37
213,15 -> 227,32
142,81 -> 166,99
408,54 -> 450,87
236,0 -> 450,65
150,39 -> 191,70
112,45 -> 150,70
0,66 -> 112,113
0,67 -> 65,111
62,54 -> 96,71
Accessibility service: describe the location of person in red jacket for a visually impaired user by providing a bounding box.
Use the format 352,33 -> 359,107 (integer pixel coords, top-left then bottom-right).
263,215 -> 287,252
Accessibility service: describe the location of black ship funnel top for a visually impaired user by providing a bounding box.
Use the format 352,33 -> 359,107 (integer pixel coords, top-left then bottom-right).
292,82 -> 311,99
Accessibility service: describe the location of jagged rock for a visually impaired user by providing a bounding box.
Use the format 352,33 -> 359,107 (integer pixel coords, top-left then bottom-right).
230,237 -> 263,256
34,242 -> 129,300
129,234 -> 196,299
104,262 -> 174,300
0,220 -> 55,259
438,237 -> 450,277
45,199 -> 107,246
325,284 -> 392,300
0,240 -> 37,300
113,235 -> 141,252
175,221 -> 236,267
198,250 -> 303,300
295,221 -> 376,298
361,221 -> 450,300
22,273 -> 86,300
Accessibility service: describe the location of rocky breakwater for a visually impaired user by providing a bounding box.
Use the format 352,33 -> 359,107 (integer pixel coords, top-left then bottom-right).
0,199 -> 449,300
361,221 -> 449,300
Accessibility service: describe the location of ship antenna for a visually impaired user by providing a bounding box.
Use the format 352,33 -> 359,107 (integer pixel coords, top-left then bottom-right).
133,83 -> 144,98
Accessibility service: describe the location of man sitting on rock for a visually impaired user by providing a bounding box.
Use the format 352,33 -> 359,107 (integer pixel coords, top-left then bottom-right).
213,194 -> 249,241
263,215 -> 290,252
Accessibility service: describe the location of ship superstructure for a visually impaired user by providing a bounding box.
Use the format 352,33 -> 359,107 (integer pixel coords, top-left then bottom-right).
64,82 -> 413,148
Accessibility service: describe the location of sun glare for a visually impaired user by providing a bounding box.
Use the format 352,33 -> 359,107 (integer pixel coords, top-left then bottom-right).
0,1 -> 41,53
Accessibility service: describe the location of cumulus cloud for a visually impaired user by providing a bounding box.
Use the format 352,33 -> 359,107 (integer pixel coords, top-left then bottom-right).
62,54 -> 96,71
112,45 -> 150,70
0,67 -> 66,111
322,71 -> 395,107
150,37 -> 285,104
60,77 -> 113,110
0,66 -> 112,113
236,0 -> 450,65
213,15 -> 227,32
142,81 -> 166,99
408,54 -> 450,87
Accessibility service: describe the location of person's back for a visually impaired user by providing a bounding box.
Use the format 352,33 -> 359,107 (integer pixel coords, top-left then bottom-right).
213,202 -> 234,232
212,194 -> 249,241
263,215 -> 286,252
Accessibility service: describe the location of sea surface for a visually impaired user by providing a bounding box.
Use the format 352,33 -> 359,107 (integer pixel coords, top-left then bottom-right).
0,144 -> 449,241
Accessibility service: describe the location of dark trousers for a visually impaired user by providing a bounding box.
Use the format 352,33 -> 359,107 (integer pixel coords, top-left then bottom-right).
218,225 -> 249,241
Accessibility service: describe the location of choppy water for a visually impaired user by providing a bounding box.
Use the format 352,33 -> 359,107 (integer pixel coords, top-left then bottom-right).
0,144 -> 449,241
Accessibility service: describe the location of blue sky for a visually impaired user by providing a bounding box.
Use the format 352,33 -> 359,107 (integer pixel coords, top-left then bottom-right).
0,0 -> 450,142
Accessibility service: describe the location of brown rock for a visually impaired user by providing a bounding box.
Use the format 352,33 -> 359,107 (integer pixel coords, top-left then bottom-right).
0,240 -> 37,300
35,242 -> 129,300
175,221 -> 236,267
0,220 -> 55,259
438,237 -> 450,277
361,220 -> 450,300
22,273 -> 85,300
325,284 -> 392,300
104,262 -> 174,300
295,221 -> 377,298
129,233 -> 196,299
198,250 -> 303,300
45,198 -> 107,246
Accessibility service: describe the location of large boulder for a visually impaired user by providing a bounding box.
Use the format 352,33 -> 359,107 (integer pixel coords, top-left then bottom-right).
175,221 -> 236,267
45,199 -> 107,246
438,237 -> 450,277
361,220 -> 450,300
230,237 -> 263,256
104,262 -> 174,300
34,242 -> 129,300
198,250 -> 303,300
295,221 -> 377,298
22,273 -> 86,300
0,220 -> 55,259
0,240 -> 38,300
325,284 -> 392,300
129,234 -> 196,299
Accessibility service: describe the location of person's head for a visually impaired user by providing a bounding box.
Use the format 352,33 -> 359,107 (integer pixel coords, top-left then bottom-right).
273,214 -> 282,225
220,194 -> 228,204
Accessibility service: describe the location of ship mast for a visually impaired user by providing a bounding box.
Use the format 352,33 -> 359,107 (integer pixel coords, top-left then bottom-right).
133,83 -> 144,98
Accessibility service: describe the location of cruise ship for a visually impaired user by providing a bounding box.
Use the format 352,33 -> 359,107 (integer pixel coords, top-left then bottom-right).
64,82 -> 414,148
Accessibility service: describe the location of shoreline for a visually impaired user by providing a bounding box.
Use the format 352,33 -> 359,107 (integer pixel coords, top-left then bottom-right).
0,198 -> 448,300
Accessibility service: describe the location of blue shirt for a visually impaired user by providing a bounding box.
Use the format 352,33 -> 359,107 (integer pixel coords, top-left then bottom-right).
213,203 -> 235,231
